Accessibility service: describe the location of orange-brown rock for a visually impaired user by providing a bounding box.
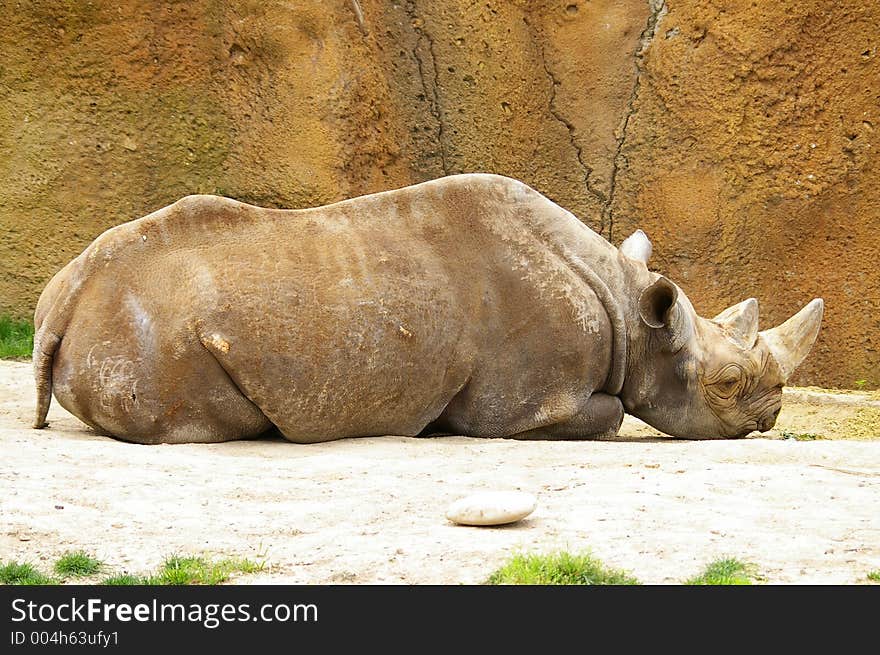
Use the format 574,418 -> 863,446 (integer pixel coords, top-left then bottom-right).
1,0 -> 876,388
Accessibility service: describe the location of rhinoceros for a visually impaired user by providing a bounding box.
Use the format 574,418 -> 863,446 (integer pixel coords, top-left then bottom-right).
32,173 -> 823,444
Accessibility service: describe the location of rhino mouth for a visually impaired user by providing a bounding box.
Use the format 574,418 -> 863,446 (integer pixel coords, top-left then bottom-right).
757,404 -> 781,432
731,381 -> 781,434
753,394 -> 783,433
708,386 -> 782,437
724,393 -> 781,437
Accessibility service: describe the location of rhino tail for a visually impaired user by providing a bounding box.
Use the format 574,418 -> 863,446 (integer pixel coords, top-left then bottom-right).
33,326 -> 62,429
32,260 -> 86,429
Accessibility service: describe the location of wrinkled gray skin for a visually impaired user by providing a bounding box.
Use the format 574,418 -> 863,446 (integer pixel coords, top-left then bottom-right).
32,174 -> 824,444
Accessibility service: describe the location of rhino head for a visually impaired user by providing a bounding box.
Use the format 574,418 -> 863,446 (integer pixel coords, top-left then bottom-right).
618,230 -> 824,439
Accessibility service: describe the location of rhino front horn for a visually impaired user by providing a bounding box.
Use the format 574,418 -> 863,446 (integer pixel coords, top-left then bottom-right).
759,298 -> 824,381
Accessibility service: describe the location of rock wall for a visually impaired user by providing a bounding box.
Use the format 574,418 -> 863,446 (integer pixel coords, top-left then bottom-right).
1,0 -> 877,387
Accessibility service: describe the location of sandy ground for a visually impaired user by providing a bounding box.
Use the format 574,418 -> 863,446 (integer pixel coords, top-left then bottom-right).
1,360 -> 878,585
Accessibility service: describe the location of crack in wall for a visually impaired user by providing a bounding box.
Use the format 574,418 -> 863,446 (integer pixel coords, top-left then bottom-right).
405,1 -> 449,175
425,34 -> 449,175
605,0 -> 668,242
525,14 -> 608,227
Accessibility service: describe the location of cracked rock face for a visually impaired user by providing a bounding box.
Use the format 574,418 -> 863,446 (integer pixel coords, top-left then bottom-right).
1,0 -> 876,388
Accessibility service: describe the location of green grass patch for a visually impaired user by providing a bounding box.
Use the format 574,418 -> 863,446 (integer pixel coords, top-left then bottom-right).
3,553 -> 265,586
0,561 -> 58,585
54,550 -> 103,578
867,570 -> 880,583
780,430 -> 823,441
485,551 -> 640,585
145,555 -> 265,585
100,573 -> 149,585
685,558 -> 758,585
0,316 -> 33,359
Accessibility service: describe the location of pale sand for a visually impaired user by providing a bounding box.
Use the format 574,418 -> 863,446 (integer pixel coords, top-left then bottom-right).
1,360 -> 878,584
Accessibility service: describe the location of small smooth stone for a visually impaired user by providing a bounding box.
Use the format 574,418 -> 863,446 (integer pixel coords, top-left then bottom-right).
446,491 -> 537,526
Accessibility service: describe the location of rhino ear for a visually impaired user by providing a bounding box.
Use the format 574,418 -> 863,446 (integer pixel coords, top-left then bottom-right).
639,276 -> 691,351
713,298 -> 759,349
620,229 -> 652,265
639,276 -> 677,328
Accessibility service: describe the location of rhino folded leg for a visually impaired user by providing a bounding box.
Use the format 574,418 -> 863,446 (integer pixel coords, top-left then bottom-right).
507,392 -> 624,441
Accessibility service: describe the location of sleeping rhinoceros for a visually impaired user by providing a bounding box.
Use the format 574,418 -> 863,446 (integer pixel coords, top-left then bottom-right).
32,174 -> 823,443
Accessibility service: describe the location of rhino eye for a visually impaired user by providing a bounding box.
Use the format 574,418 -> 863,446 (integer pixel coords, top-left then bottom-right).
711,365 -> 743,398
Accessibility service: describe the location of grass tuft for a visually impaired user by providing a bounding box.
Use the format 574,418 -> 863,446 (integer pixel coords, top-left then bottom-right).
867,570 -> 880,583
0,316 -> 33,359
485,550 -> 640,585
780,430 -> 823,441
101,573 -> 148,585
54,550 -> 103,578
0,561 -> 58,585
4,552 -> 265,586
685,558 -> 758,585
146,555 -> 265,585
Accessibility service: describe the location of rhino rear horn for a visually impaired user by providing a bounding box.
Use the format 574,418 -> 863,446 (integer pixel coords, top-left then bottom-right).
713,298 -> 759,349
620,229 -> 652,265
759,298 -> 824,381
